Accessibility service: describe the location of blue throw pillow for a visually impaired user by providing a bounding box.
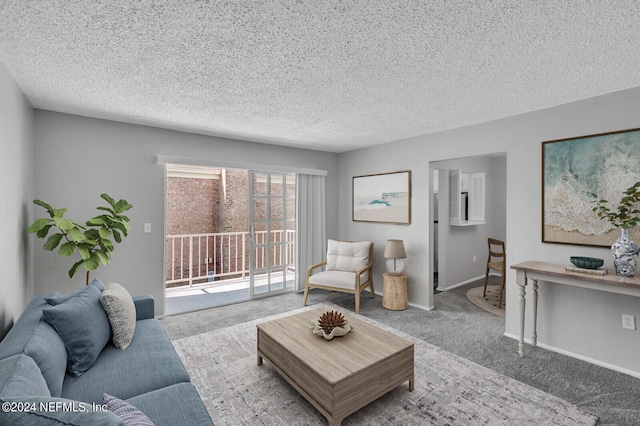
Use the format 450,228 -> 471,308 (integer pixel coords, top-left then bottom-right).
45,278 -> 106,305
103,393 -> 155,426
0,354 -> 50,398
23,321 -> 68,397
42,284 -> 112,377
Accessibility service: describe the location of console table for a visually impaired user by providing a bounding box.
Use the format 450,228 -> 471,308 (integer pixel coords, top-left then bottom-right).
511,261 -> 640,357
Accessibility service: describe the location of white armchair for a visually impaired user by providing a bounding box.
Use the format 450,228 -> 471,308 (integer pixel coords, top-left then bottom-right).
302,240 -> 374,313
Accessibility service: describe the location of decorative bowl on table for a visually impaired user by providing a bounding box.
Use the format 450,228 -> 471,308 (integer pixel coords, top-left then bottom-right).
309,310 -> 351,340
570,256 -> 604,269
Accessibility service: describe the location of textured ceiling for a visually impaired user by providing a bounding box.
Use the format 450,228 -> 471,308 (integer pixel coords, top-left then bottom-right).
2,1 -> 640,153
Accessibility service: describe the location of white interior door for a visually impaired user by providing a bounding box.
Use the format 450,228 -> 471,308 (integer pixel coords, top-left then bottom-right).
249,171 -> 296,298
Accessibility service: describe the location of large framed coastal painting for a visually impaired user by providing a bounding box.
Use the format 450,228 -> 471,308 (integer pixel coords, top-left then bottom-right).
542,128 -> 640,247
353,171 -> 411,224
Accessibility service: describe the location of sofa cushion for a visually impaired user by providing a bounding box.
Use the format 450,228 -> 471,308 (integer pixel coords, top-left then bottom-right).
0,396 -> 125,425
61,318 -> 190,404
42,284 -> 112,377
308,270 -> 359,290
100,283 -> 136,350
44,278 -> 105,305
132,295 -> 155,320
326,240 -> 371,272
103,393 -> 154,425
0,354 -> 50,398
126,383 -> 213,426
23,321 -> 67,397
0,292 -> 61,362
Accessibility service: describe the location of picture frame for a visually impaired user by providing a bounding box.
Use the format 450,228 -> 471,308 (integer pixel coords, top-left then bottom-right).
353,171 -> 411,224
542,128 -> 640,247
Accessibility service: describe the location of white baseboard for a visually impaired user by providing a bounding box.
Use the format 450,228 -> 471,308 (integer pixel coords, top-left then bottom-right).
438,274 -> 486,291
503,332 -> 640,379
408,302 -> 434,311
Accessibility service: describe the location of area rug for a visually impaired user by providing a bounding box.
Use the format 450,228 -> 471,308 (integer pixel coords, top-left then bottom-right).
466,285 -> 505,318
171,303 -> 597,425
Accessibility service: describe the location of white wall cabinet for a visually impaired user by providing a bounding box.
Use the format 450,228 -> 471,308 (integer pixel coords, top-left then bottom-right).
449,169 -> 485,226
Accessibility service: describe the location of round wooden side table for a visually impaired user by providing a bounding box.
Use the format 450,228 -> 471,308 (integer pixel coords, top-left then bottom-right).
382,272 -> 408,310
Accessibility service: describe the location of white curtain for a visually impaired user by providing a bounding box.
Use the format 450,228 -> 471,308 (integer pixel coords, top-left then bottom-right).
296,174 -> 326,291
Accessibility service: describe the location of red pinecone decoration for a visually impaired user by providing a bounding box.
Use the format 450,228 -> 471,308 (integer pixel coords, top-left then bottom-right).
317,310 -> 346,334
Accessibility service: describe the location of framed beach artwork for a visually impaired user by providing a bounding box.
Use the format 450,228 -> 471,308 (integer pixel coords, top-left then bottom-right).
542,128 -> 640,247
352,171 -> 411,224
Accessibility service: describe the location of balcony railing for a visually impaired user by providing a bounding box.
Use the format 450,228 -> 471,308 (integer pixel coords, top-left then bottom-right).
166,230 -> 296,287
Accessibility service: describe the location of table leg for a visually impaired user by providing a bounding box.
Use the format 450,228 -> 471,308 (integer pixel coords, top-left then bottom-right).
531,279 -> 538,347
516,270 -> 527,357
257,354 -> 263,366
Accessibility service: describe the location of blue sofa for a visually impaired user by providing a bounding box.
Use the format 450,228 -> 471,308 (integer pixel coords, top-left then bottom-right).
0,287 -> 213,425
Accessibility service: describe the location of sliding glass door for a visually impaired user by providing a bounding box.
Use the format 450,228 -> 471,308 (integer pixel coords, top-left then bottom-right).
249,171 -> 296,298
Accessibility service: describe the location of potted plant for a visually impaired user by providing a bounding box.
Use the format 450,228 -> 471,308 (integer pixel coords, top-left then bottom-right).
27,194 -> 133,285
591,181 -> 640,276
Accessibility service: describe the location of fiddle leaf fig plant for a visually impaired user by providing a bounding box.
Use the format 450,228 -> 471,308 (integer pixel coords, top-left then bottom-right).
27,194 -> 133,284
591,181 -> 640,229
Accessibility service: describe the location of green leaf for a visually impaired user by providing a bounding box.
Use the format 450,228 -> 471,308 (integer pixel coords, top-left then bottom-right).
100,239 -> 114,251
86,216 -> 107,226
84,229 -> 100,240
67,227 -> 86,242
111,221 -> 129,235
96,206 -> 115,214
83,254 -> 100,271
78,246 -> 91,260
112,229 -> 122,243
98,227 -> 112,239
96,250 -> 110,265
36,224 -> 53,239
27,218 -> 53,234
69,260 -> 84,278
114,200 -> 133,214
52,208 -> 68,217
43,234 -> 64,251
58,242 -> 77,256
100,193 -> 116,207
54,216 -> 74,231
33,199 -> 55,216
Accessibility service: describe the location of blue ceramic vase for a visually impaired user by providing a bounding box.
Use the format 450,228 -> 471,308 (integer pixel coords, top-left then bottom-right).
611,228 -> 639,277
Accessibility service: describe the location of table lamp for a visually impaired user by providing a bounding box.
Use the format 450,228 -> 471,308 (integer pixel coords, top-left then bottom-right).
384,239 -> 406,275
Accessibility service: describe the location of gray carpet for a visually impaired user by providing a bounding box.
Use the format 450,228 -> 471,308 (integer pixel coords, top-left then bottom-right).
160,277 -> 640,425
172,304 -> 597,425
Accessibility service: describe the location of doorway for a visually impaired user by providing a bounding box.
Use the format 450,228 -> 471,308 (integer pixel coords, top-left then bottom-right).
249,171 -> 296,298
164,165 -> 296,314
429,154 -> 507,295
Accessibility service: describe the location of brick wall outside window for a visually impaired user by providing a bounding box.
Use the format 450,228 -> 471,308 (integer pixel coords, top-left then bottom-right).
165,169 -> 295,286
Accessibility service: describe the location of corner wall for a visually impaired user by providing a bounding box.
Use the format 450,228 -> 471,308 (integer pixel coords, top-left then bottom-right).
33,111 -> 340,315
339,86 -> 640,375
0,63 -> 35,338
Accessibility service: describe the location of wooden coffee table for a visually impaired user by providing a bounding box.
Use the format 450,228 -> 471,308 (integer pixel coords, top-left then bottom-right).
257,306 -> 414,426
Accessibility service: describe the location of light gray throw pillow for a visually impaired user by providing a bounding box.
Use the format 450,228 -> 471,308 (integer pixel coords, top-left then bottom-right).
100,283 -> 136,350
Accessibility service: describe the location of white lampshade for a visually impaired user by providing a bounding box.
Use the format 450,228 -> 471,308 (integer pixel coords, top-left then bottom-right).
384,239 -> 406,275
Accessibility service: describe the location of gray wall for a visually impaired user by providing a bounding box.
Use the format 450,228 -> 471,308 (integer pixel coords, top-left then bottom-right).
33,111 -> 339,315
0,63 -> 35,338
340,86 -> 640,376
